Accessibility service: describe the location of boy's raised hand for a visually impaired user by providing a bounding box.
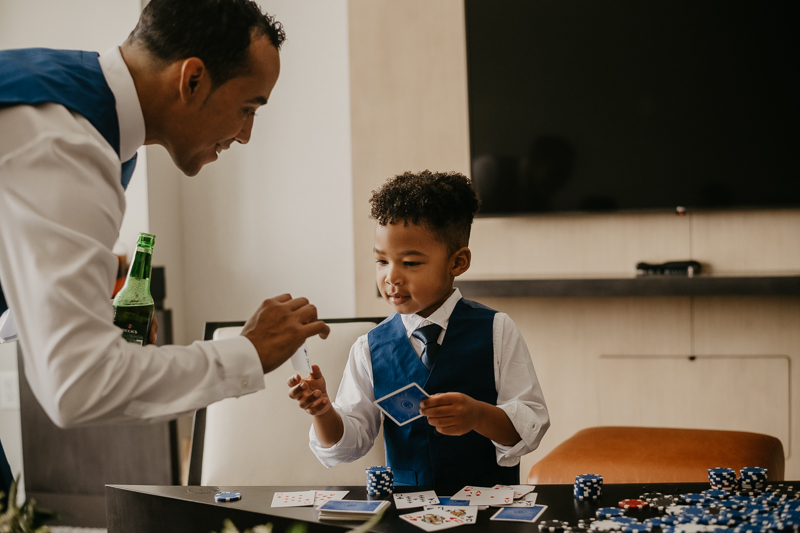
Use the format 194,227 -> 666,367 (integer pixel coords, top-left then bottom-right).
287,365 -> 331,416
419,392 -> 481,436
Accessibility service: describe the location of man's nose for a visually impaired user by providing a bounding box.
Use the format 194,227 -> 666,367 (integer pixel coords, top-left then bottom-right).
235,115 -> 254,145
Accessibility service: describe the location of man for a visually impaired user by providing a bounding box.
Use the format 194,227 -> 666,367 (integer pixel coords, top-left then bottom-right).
0,0 -> 329,483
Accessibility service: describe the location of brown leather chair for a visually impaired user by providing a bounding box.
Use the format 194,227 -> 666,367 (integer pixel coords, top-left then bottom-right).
527,426 -> 785,484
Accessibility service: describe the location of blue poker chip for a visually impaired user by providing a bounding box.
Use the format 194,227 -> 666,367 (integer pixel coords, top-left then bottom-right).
622,524 -> 653,533
597,508 -> 626,518
214,491 -> 242,502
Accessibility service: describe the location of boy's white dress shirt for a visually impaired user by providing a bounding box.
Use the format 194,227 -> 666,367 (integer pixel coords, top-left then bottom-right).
0,47 -> 264,427
310,288 -> 550,467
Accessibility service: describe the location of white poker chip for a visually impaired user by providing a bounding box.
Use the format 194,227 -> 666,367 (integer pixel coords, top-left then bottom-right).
215,491 -> 242,502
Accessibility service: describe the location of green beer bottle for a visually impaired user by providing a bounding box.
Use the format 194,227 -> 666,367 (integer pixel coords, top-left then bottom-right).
112,232 -> 156,345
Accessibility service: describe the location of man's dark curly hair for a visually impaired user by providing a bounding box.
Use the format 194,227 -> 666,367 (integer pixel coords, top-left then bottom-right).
369,170 -> 481,253
128,0 -> 286,89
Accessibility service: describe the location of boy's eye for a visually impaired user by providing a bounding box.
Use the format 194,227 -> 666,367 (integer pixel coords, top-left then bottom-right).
375,259 -> 388,265
404,262 -> 421,267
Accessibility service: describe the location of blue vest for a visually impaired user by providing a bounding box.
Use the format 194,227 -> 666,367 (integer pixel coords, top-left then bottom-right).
370,299 -> 520,487
0,47 -> 137,316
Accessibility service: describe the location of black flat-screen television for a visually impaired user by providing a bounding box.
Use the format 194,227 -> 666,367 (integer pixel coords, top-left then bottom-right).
464,1 -> 800,216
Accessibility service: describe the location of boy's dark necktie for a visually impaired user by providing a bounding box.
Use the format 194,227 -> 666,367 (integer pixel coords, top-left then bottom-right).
412,323 -> 442,371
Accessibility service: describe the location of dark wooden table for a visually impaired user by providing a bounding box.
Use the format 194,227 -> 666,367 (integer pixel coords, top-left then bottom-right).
105,481 -> 796,533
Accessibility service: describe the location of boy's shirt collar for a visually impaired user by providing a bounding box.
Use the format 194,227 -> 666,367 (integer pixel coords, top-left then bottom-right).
400,288 -> 462,338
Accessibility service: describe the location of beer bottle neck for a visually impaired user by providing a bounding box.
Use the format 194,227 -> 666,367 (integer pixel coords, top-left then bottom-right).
128,246 -> 153,280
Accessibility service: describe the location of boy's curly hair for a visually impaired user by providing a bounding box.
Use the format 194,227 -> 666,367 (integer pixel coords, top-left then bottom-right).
369,170 -> 481,253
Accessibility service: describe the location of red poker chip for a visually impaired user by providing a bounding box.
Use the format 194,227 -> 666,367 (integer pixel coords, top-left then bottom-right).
619,499 -> 648,509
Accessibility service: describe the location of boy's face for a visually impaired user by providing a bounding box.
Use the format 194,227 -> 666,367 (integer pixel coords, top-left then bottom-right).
373,222 -> 470,318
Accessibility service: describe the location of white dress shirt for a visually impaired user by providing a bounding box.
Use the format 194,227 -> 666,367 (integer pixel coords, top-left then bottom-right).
0,47 -> 265,427
310,288 -> 550,467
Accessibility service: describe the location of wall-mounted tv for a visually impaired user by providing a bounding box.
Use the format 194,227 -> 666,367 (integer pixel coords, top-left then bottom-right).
464,1 -> 800,216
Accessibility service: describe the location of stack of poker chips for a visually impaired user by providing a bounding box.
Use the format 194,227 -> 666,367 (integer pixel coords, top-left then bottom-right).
740,467 -> 768,491
708,467 -> 738,490
575,474 -> 604,501
365,466 -> 393,497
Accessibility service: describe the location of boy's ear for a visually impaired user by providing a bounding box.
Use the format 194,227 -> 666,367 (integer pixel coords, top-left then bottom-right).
451,247 -> 471,277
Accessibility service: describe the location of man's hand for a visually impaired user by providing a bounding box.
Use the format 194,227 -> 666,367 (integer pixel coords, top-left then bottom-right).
419,392 -> 481,436
241,294 -> 330,373
148,315 -> 159,345
287,365 -> 331,416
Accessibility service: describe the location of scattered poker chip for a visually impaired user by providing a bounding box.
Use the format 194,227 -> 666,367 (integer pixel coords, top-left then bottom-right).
648,496 -> 677,511
597,507 -> 627,518
733,524 -> 769,533
539,520 -> 570,532
620,499 -> 648,510
214,491 -> 242,502
701,489 -> 730,499
641,493 -> 665,502
610,517 -> 639,526
680,494 -> 708,505
666,505 -> 690,516
622,525 -> 652,533
591,520 -> 623,531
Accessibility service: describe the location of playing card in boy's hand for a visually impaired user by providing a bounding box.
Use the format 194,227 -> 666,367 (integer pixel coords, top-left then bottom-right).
374,383 -> 429,426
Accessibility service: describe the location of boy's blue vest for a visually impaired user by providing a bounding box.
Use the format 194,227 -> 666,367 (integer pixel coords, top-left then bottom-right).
0,47 -> 137,316
370,298 -> 520,487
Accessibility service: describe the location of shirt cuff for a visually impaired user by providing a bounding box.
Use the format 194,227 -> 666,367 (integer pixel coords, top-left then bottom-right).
308,405 -> 364,467
494,401 -> 539,466
213,335 -> 265,397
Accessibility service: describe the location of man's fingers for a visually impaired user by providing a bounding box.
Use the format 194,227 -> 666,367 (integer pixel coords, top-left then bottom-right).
301,321 -> 330,341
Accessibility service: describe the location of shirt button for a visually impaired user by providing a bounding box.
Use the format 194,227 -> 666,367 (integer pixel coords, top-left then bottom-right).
241,379 -> 249,389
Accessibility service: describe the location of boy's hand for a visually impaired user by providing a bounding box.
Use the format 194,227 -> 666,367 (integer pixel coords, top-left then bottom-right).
419,392 -> 481,436
287,365 -> 332,416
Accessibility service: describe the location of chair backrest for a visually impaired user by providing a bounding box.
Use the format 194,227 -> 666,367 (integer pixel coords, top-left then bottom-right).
527,426 -> 785,484
191,318 -> 386,486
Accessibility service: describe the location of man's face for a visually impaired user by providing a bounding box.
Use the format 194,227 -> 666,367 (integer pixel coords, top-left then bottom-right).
171,35 -> 280,176
373,222 -> 457,318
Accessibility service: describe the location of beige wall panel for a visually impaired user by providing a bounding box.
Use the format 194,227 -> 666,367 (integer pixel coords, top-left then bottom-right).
467,213 -> 691,279
692,211 -> 800,274
692,296 -> 800,478
349,0 -> 471,316
474,296 -> 692,481
597,355 -> 790,454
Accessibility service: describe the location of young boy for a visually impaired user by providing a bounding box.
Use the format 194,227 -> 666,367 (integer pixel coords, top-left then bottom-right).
288,170 -> 549,487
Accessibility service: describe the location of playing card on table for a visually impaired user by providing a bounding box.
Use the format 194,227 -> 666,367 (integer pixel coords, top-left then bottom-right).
290,343 -> 311,374
490,504 -> 547,523
271,490 -> 315,507
423,505 -> 478,524
492,484 -> 536,500
400,509 -> 465,531
437,497 -> 471,507
393,490 -> 440,509
451,485 -> 514,506
374,383 -> 429,426
314,490 -> 349,508
505,493 -> 539,507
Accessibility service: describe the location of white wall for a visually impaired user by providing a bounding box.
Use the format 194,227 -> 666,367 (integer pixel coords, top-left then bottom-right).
149,0 -> 356,344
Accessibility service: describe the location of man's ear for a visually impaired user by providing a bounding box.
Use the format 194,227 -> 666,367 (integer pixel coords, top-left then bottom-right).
178,57 -> 209,103
451,247 -> 471,277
